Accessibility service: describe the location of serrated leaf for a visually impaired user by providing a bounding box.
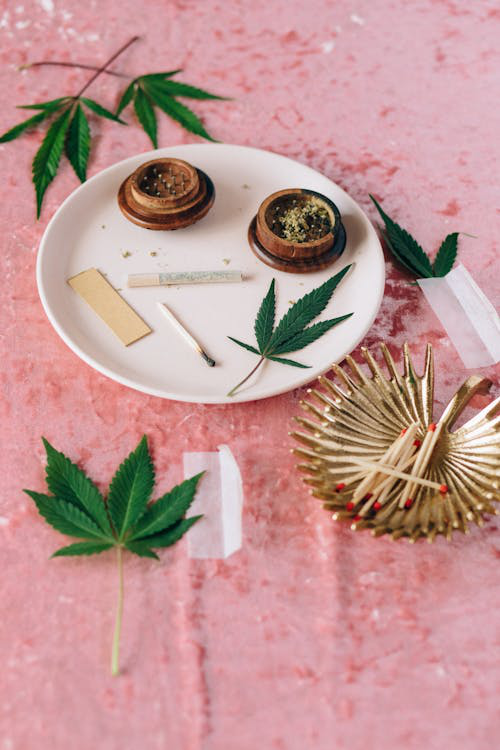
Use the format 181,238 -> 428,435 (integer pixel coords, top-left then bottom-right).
134,87 -> 157,147
381,229 -> 425,277
80,97 -> 125,124
32,108 -> 72,217
266,355 -> 311,368
273,314 -> 353,354
140,516 -> 202,549
143,81 -> 216,141
129,473 -> 204,540
26,432 -> 205,675
124,541 -> 159,560
227,336 -> 261,355
155,96 -> 216,142
116,80 -> 136,116
0,111 -> 50,143
269,265 -> 352,350
52,541 -> 113,557
149,79 -> 229,100
227,267 -> 353,395
140,70 -> 183,81
42,438 -> 113,536
17,97 -> 69,111
24,490 -> 107,540
369,195 -> 434,278
107,436 -> 154,540
65,104 -> 90,182
433,232 -> 458,277
254,279 -> 276,352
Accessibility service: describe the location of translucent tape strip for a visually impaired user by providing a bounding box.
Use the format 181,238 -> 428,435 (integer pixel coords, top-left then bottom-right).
183,445 -> 243,559
417,264 -> 500,369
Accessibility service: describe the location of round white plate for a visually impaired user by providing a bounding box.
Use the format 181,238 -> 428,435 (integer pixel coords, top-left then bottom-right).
37,144 -> 384,404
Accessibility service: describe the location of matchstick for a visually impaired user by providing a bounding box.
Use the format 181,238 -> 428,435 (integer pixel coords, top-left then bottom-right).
366,423 -> 425,507
351,423 -> 420,503
397,421 -> 444,508
348,457 -> 445,491
362,449 -> 419,512
158,303 -> 216,367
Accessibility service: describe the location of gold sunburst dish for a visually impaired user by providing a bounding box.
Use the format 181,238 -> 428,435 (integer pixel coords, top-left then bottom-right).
291,343 -> 500,542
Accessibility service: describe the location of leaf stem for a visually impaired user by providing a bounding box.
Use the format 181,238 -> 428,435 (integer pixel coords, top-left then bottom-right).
227,356 -> 265,397
75,36 -> 140,99
111,545 -> 124,677
19,61 -> 128,78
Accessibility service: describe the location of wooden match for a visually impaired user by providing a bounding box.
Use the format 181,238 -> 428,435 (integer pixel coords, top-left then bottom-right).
158,303 -> 216,367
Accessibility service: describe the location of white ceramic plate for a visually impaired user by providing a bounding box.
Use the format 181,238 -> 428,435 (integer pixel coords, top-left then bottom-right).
37,144 -> 384,404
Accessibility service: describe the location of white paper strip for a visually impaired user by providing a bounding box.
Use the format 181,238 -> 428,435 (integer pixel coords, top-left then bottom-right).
417,264 -> 500,368
183,445 -> 243,559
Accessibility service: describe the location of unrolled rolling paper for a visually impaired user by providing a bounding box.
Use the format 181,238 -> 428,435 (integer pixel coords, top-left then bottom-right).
183,445 -> 243,559
68,268 -> 152,346
417,264 -> 500,369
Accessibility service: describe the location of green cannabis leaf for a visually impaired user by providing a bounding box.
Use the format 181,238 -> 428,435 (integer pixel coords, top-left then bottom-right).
31,108 -> 72,218
116,70 -> 228,146
24,435 -> 203,676
1,93 -> 125,218
0,37 -> 229,217
227,265 -> 354,397
369,195 -> 460,279
433,232 -> 458,277
65,104 -> 91,183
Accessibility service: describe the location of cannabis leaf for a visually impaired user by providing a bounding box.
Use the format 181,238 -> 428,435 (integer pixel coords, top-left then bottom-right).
65,104 -> 90,182
24,436 -> 203,675
0,37 -> 229,217
1,95 -> 126,217
116,70 -> 227,146
32,108 -> 72,218
79,97 -> 124,123
254,278 -> 276,350
133,86 -> 158,147
0,104 -> 60,142
369,195 -> 461,279
107,435 -> 154,540
227,265 -> 353,396
433,232 -> 459,277
17,96 -> 70,111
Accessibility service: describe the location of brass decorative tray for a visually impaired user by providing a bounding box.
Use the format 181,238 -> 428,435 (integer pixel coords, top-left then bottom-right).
292,343 -> 499,542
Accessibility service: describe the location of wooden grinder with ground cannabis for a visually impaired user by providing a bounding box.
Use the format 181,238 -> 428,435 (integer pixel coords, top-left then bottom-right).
248,189 -> 346,273
118,157 -> 215,230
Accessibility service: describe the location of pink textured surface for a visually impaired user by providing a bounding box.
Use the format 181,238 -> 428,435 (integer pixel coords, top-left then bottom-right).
1,1 -> 499,749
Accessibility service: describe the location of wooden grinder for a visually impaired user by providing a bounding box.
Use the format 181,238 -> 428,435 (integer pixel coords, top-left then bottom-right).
248,188 -> 346,273
118,158 -> 215,230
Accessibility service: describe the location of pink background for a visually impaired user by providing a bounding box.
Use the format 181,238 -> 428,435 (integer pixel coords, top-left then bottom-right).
1,1 -> 499,748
